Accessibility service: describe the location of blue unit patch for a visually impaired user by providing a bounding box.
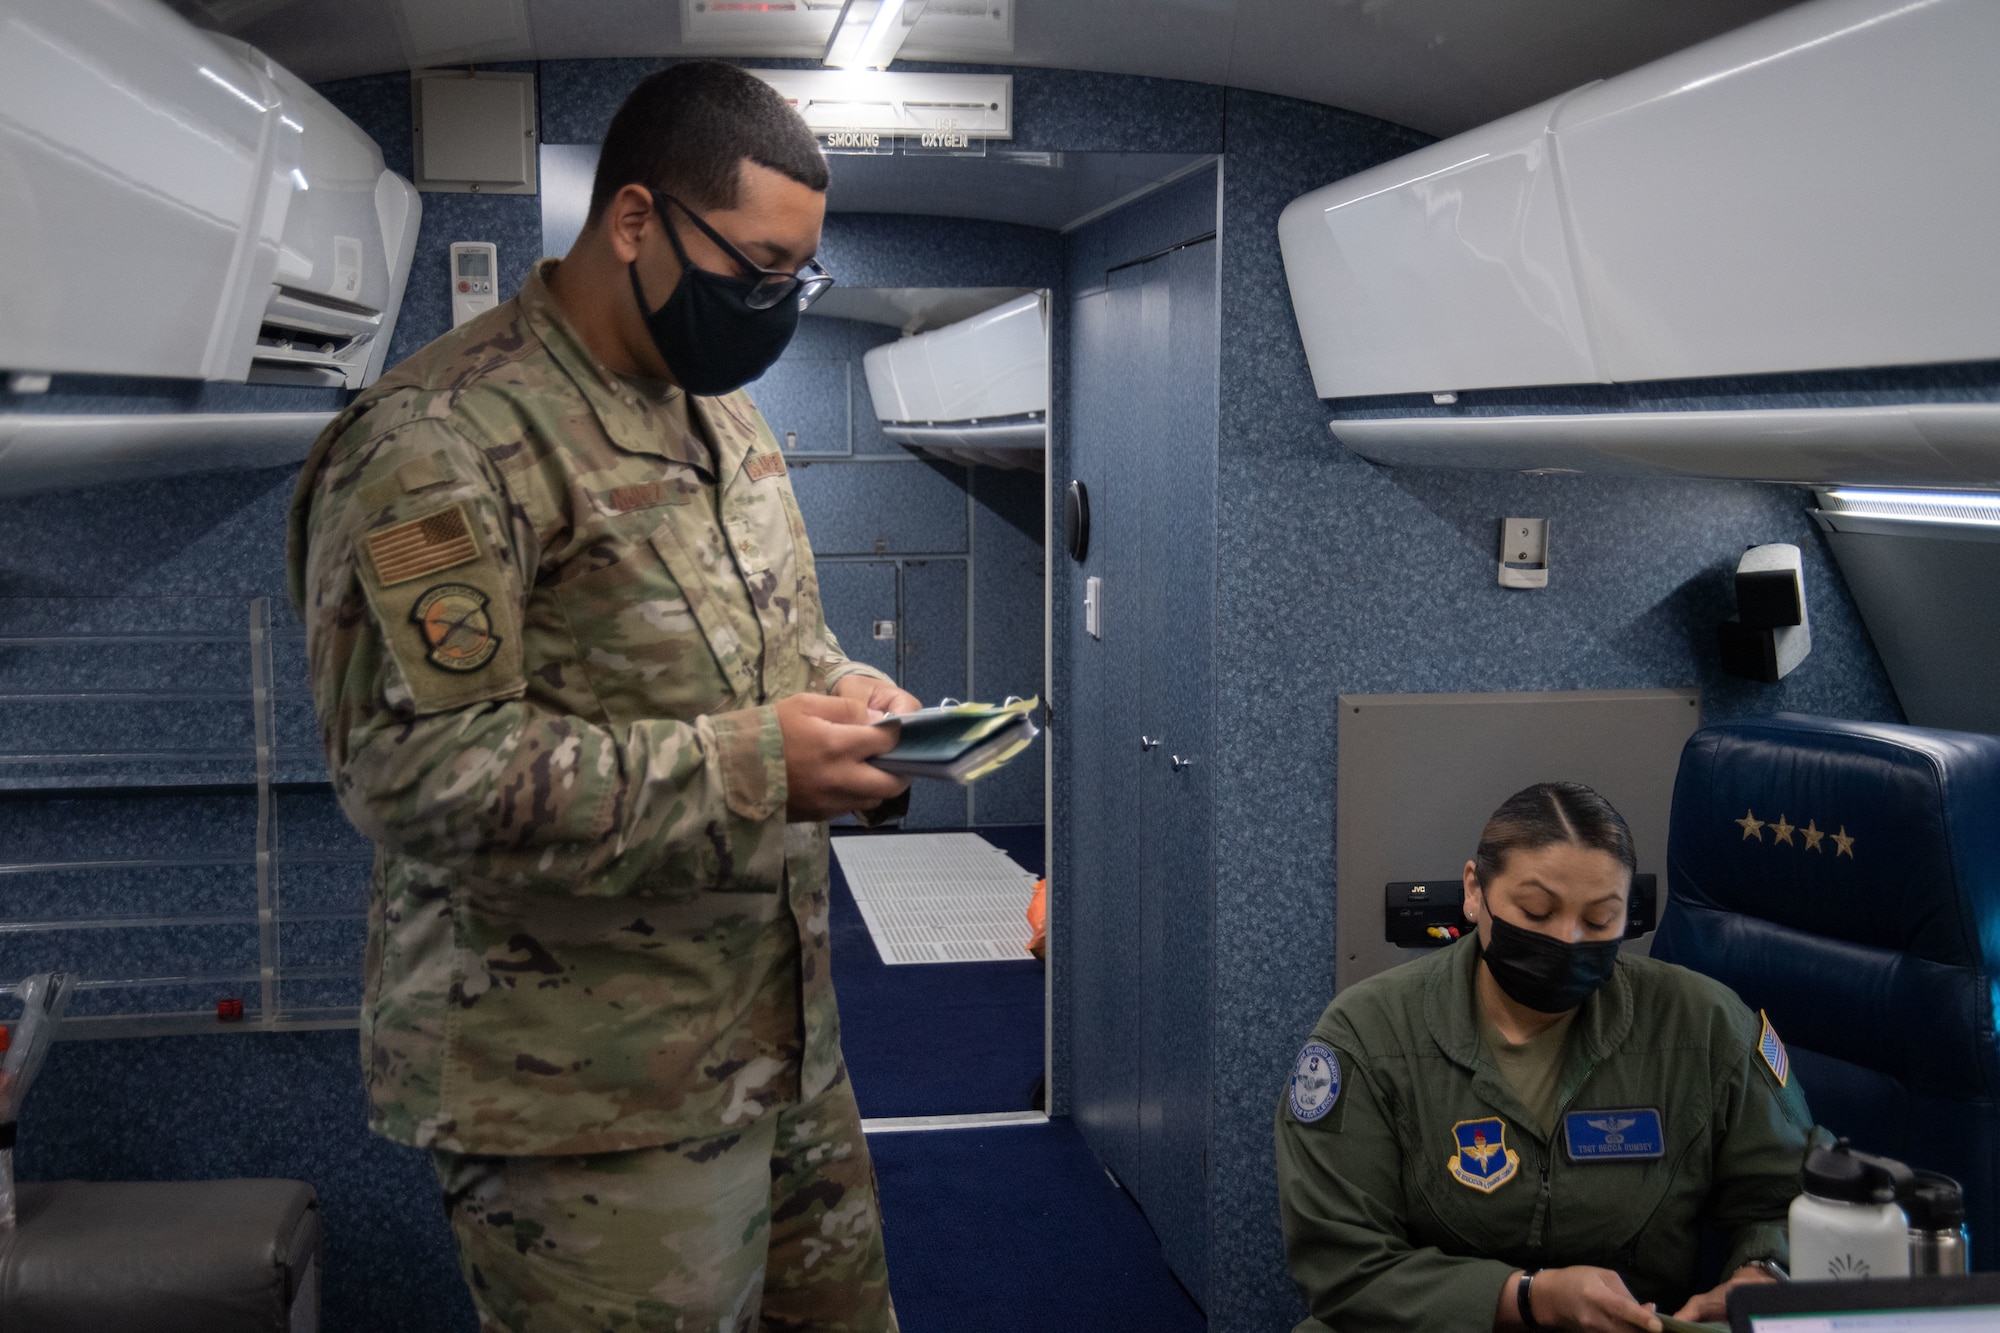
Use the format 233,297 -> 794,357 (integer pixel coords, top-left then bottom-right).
1447,1116 -> 1519,1192
1563,1107 -> 1666,1162
1290,1040 -> 1341,1123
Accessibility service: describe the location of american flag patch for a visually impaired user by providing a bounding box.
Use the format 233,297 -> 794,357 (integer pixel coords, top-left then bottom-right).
1758,1009 -> 1789,1087
365,505 -> 480,587
745,452 -> 787,482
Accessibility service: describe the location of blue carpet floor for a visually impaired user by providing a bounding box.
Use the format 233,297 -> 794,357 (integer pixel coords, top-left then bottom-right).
870,1118 -> 1206,1333
831,825 -> 1047,1119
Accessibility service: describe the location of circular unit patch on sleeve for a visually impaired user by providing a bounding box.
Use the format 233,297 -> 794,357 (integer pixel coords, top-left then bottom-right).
1289,1040 -> 1342,1123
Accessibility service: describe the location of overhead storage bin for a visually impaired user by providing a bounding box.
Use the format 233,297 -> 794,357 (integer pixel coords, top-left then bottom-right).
1279,0 -> 2000,401
0,0 -> 420,390
862,293 -> 1048,470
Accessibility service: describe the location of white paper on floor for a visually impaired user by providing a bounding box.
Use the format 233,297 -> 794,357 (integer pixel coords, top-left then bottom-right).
831,832 -> 1039,965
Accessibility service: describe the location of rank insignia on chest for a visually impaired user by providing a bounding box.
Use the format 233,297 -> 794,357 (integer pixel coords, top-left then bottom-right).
1563,1107 -> 1665,1162
1289,1040 -> 1341,1123
1448,1117 -> 1520,1192
1758,1009 -> 1789,1087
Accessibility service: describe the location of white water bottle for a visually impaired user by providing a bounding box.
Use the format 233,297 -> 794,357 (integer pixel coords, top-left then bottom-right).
1790,1141 -> 1913,1282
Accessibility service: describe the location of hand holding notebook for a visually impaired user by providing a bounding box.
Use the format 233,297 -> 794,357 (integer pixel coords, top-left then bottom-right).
869,696 -> 1041,784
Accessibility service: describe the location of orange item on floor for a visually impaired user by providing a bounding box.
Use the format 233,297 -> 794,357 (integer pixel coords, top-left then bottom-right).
1025,878 -> 1047,961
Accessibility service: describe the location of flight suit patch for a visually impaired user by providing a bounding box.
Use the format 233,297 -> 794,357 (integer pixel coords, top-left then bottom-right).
366,504 -> 481,587
1448,1117 -> 1520,1192
744,451 -> 787,482
1563,1107 -> 1665,1162
1758,1009 -> 1789,1087
1289,1041 -> 1341,1124
411,583 -> 502,672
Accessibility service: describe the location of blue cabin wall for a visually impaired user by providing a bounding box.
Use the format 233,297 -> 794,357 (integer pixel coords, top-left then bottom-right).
3,47 -> 1995,1333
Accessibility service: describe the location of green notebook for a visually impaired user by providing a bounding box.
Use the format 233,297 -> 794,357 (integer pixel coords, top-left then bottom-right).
870,696 -> 1041,784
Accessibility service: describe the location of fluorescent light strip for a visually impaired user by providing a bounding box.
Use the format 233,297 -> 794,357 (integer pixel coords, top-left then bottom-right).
824,0 -> 925,69
1819,487 -> 2000,528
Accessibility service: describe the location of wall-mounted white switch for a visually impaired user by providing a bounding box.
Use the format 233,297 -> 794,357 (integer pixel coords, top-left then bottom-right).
1499,517 -> 1549,589
1084,576 -> 1102,639
872,620 -> 896,641
450,242 -> 498,327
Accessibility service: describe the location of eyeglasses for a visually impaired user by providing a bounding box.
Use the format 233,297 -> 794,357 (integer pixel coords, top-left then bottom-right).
650,190 -> 835,312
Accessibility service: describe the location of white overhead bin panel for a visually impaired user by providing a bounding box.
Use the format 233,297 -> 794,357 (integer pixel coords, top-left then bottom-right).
1279,0 -> 2000,400
1277,94 -> 1598,400
0,0 -> 419,389
1556,0 -> 2000,384
862,293 -> 1047,470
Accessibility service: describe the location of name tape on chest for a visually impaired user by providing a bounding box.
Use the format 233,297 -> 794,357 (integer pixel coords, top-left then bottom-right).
1448,1116 -> 1520,1192
1758,1010 -> 1789,1087
1563,1107 -> 1665,1163
1289,1041 -> 1341,1123
745,451 -> 787,482
603,480 -> 695,514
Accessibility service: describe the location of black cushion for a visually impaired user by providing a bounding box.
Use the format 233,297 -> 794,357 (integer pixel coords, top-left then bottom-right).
0,1178 -> 318,1333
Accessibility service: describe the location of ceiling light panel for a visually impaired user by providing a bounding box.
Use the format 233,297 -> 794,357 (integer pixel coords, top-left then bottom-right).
680,0 -> 841,54
897,0 -> 1010,60
824,0 -> 928,70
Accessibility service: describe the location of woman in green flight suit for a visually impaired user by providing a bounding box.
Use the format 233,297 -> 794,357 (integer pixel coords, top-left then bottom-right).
1277,782 -> 1819,1333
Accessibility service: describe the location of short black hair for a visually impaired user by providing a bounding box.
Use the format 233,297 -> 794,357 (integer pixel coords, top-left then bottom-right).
588,61 -> 828,223
1473,782 -> 1637,886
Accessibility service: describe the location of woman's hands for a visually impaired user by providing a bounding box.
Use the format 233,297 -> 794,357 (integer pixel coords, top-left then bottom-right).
1672,1265 -> 1775,1323
1499,1267 -> 1662,1332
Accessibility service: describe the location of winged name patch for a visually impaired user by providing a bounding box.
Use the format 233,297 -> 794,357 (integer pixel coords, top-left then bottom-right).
366,505 -> 480,587
1563,1107 -> 1665,1162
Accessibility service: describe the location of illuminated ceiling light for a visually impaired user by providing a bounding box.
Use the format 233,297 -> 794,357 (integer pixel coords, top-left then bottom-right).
1817,487 -> 2000,528
824,0 -> 928,70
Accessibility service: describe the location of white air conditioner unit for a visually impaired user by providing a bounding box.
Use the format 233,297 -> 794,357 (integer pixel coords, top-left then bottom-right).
1276,0 -> 2000,485
0,0 -> 420,391
861,293 -> 1047,471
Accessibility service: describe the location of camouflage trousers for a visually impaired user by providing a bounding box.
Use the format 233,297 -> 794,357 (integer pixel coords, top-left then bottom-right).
432,1071 -> 896,1333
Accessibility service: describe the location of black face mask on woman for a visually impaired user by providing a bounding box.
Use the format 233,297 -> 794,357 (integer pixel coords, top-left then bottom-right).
1480,914 -> 1622,1014
629,191 -> 829,396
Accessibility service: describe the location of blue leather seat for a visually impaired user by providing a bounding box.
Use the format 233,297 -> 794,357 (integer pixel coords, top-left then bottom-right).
1653,713 -> 2000,1270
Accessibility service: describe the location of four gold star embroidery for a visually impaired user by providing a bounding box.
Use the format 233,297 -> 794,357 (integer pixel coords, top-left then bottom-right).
1734,812 -> 1852,859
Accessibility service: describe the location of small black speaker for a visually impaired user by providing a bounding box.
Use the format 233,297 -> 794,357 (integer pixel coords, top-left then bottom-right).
1735,568 -> 1803,628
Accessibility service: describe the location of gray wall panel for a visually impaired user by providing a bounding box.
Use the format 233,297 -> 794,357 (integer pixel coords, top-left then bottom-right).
787,459 -> 970,556
814,559 -> 899,682
900,558 -> 971,829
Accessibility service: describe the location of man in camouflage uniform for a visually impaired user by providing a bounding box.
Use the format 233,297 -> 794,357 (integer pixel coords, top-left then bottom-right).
286,63 -> 916,1332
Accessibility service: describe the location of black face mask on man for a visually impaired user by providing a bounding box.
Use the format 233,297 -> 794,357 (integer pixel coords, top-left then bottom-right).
628,191 -> 825,397
1480,914 -> 1622,1014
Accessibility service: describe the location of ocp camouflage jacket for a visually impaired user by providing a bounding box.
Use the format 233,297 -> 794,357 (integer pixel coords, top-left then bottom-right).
286,259 -> 897,1156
